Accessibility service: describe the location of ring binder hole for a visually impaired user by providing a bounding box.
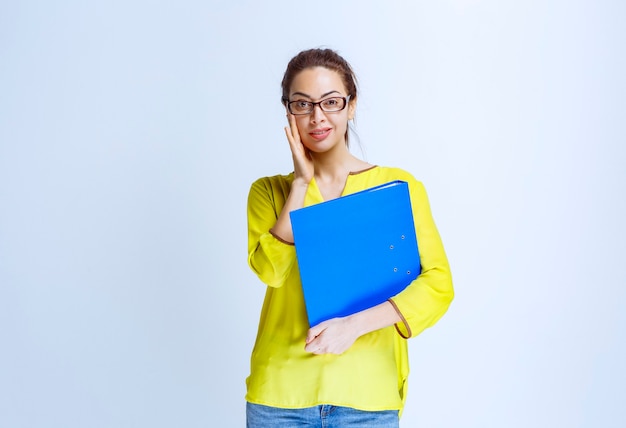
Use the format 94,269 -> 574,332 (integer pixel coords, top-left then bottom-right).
393,268 -> 398,272
401,235 -> 405,239
407,270 -> 411,275
389,245 -> 394,250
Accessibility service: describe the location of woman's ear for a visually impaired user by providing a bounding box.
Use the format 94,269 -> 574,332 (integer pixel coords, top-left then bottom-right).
347,98 -> 356,120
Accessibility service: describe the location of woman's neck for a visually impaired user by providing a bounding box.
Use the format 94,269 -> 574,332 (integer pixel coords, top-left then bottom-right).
310,145 -> 372,191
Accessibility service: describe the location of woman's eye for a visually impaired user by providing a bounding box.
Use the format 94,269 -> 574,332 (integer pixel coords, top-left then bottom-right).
324,99 -> 338,106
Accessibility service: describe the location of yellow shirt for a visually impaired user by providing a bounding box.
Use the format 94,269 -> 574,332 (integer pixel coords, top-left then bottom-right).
246,166 -> 453,413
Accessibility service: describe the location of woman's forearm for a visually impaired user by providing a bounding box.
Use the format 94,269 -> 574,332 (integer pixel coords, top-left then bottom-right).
270,178 -> 310,243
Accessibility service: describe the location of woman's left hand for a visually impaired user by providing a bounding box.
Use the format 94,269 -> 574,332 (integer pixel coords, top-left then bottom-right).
304,317 -> 360,355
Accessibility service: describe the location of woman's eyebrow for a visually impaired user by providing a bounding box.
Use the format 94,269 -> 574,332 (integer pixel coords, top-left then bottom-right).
290,90 -> 341,99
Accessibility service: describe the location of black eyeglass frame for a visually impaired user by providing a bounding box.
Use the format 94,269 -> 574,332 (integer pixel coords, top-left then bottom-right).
282,96 -> 351,115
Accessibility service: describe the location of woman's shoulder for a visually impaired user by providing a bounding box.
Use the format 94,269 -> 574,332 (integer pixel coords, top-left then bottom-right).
250,172 -> 295,193
252,172 -> 294,184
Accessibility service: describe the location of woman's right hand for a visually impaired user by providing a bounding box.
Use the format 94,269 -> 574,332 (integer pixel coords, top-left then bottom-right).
284,113 -> 314,184
270,114 -> 313,244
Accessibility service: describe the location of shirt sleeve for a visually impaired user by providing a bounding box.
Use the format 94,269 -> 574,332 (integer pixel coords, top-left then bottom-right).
389,176 -> 454,338
247,176 -> 297,288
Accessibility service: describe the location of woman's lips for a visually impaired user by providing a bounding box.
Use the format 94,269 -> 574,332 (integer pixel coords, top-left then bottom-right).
309,128 -> 332,141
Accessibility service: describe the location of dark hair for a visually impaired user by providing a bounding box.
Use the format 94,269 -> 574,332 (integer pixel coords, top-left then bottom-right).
281,48 -> 358,103
281,48 -> 358,146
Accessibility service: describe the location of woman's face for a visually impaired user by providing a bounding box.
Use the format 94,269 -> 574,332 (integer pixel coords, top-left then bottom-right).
288,67 -> 356,154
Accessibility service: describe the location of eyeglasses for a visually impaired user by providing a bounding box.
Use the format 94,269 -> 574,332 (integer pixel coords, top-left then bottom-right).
284,96 -> 349,115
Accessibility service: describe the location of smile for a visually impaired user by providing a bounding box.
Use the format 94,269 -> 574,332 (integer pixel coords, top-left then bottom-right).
309,128 -> 332,141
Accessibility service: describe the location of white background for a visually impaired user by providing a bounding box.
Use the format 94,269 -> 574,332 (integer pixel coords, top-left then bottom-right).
1,1 -> 624,427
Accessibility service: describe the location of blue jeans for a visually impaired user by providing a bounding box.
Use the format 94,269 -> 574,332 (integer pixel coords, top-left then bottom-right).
246,402 -> 399,427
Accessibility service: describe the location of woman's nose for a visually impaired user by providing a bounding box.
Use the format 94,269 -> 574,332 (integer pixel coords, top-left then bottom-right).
310,104 -> 326,123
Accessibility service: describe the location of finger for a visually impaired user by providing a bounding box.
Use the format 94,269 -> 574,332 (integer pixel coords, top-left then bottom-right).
286,113 -> 301,143
304,340 -> 324,354
306,323 -> 326,344
284,126 -> 295,145
284,118 -> 301,151
284,128 -> 304,162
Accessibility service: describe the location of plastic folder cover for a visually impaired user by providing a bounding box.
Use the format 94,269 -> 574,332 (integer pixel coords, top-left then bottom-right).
290,180 -> 421,327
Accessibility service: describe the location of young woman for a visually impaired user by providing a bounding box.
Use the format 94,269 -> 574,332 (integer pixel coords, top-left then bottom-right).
245,48 -> 454,427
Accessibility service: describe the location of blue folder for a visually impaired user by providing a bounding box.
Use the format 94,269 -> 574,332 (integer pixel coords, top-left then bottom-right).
290,180 -> 421,327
